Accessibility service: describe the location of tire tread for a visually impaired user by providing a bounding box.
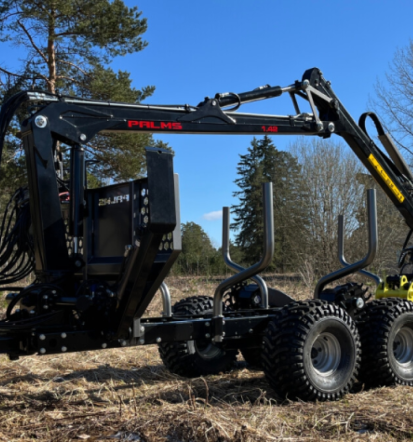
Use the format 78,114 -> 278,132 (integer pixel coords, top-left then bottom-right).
262,300 -> 361,401
158,296 -> 237,377
356,297 -> 413,387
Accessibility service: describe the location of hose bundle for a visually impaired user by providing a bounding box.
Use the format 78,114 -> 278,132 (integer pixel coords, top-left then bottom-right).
0,91 -> 30,165
0,187 -> 34,284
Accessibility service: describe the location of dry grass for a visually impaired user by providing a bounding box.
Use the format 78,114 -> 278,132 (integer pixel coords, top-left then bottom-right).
0,276 -> 412,441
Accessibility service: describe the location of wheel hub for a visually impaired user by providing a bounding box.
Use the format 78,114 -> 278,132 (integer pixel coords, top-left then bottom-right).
194,341 -> 221,359
393,326 -> 413,367
311,332 -> 341,376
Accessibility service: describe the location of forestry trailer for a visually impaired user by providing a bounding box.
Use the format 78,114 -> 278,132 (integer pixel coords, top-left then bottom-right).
0,67 -> 413,401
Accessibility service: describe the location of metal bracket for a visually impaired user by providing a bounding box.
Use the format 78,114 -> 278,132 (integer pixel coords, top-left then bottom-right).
133,318 -> 144,338
297,79 -> 334,133
178,98 -> 236,124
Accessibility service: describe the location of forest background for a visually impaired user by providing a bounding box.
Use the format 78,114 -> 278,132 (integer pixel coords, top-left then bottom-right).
0,1 -> 412,284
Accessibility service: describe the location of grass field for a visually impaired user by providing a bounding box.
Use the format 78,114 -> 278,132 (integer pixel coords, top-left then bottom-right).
0,277 -> 412,441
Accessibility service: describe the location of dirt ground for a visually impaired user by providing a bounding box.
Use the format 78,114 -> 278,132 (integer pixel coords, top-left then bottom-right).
0,276 -> 412,441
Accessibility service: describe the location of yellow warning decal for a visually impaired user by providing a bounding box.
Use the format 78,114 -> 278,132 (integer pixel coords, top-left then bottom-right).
368,154 -> 405,203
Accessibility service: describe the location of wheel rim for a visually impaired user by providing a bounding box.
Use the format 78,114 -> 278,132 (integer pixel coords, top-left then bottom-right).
311,332 -> 341,376
193,341 -> 221,359
393,326 -> 413,367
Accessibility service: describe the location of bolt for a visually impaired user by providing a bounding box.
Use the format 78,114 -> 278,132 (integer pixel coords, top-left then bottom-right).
316,122 -> 324,132
205,333 -> 211,339
34,115 -> 47,128
222,320 -> 225,325
39,334 -> 46,341
61,333 -> 67,339
75,260 -> 82,268
222,332 -> 226,337
327,122 -> 335,133
205,322 -> 210,327
121,340 -> 127,347
139,338 -> 145,345
52,290 -> 56,295
212,100 -> 217,106
249,329 -> 253,334
140,326 -> 145,333
101,343 -> 107,349
356,298 -> 365,309
43,295 -> 48,300
61,346 -> 67,352
302,79 -> 310,89
43,305 -> 49,310
79,133 -> 87,142
39,348 -> 46,354
235,332 -> 238,335
156,337 -> 162,343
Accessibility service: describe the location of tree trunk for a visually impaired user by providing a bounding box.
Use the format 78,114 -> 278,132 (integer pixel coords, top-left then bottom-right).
47,11 -> 56,94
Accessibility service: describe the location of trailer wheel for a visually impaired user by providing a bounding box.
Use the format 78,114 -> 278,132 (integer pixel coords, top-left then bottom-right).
240,348 -> 262,369
356,298 -> 413,387
262,300 -> 360,401
158,296 -> 237,377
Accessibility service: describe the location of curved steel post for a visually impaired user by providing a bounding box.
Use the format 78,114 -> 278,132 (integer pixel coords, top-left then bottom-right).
314,189 -> 378,298
160,281 -> 172,317
338,214 -> 382,285
213,182 -> 274,341
221,207 -> 269,309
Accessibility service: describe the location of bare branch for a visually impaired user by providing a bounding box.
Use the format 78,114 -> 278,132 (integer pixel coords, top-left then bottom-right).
0,11 -> 22,23
17,19 -> 48,65
0,66 -> 48,83
58,60 -> 90,77
55,75 -> 84,85
0,67 -> 24,78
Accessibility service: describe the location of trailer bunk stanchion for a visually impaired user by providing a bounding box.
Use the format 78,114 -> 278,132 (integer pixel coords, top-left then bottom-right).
213,182 -> 274,342
315,189 -> 378,299
221,206 -> 269,308
338,213 -> 382,286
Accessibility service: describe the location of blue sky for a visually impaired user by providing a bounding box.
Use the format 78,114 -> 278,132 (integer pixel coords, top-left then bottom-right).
3,0 -> 413,247
114,0 -> 413,246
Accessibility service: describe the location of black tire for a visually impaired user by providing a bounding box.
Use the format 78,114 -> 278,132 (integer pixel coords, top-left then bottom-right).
356,298 -> 413,387
240,347 -> 262,369
158,296 -> 237,377
262,300 -> 360,401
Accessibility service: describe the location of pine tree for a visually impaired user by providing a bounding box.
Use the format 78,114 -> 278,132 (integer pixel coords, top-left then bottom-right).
0,0 -> 149,95
0,1 -> 162,184
232,136 -> 307,271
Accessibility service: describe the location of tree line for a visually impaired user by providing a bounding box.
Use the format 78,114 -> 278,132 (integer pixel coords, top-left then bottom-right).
173,135 -> 407,280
